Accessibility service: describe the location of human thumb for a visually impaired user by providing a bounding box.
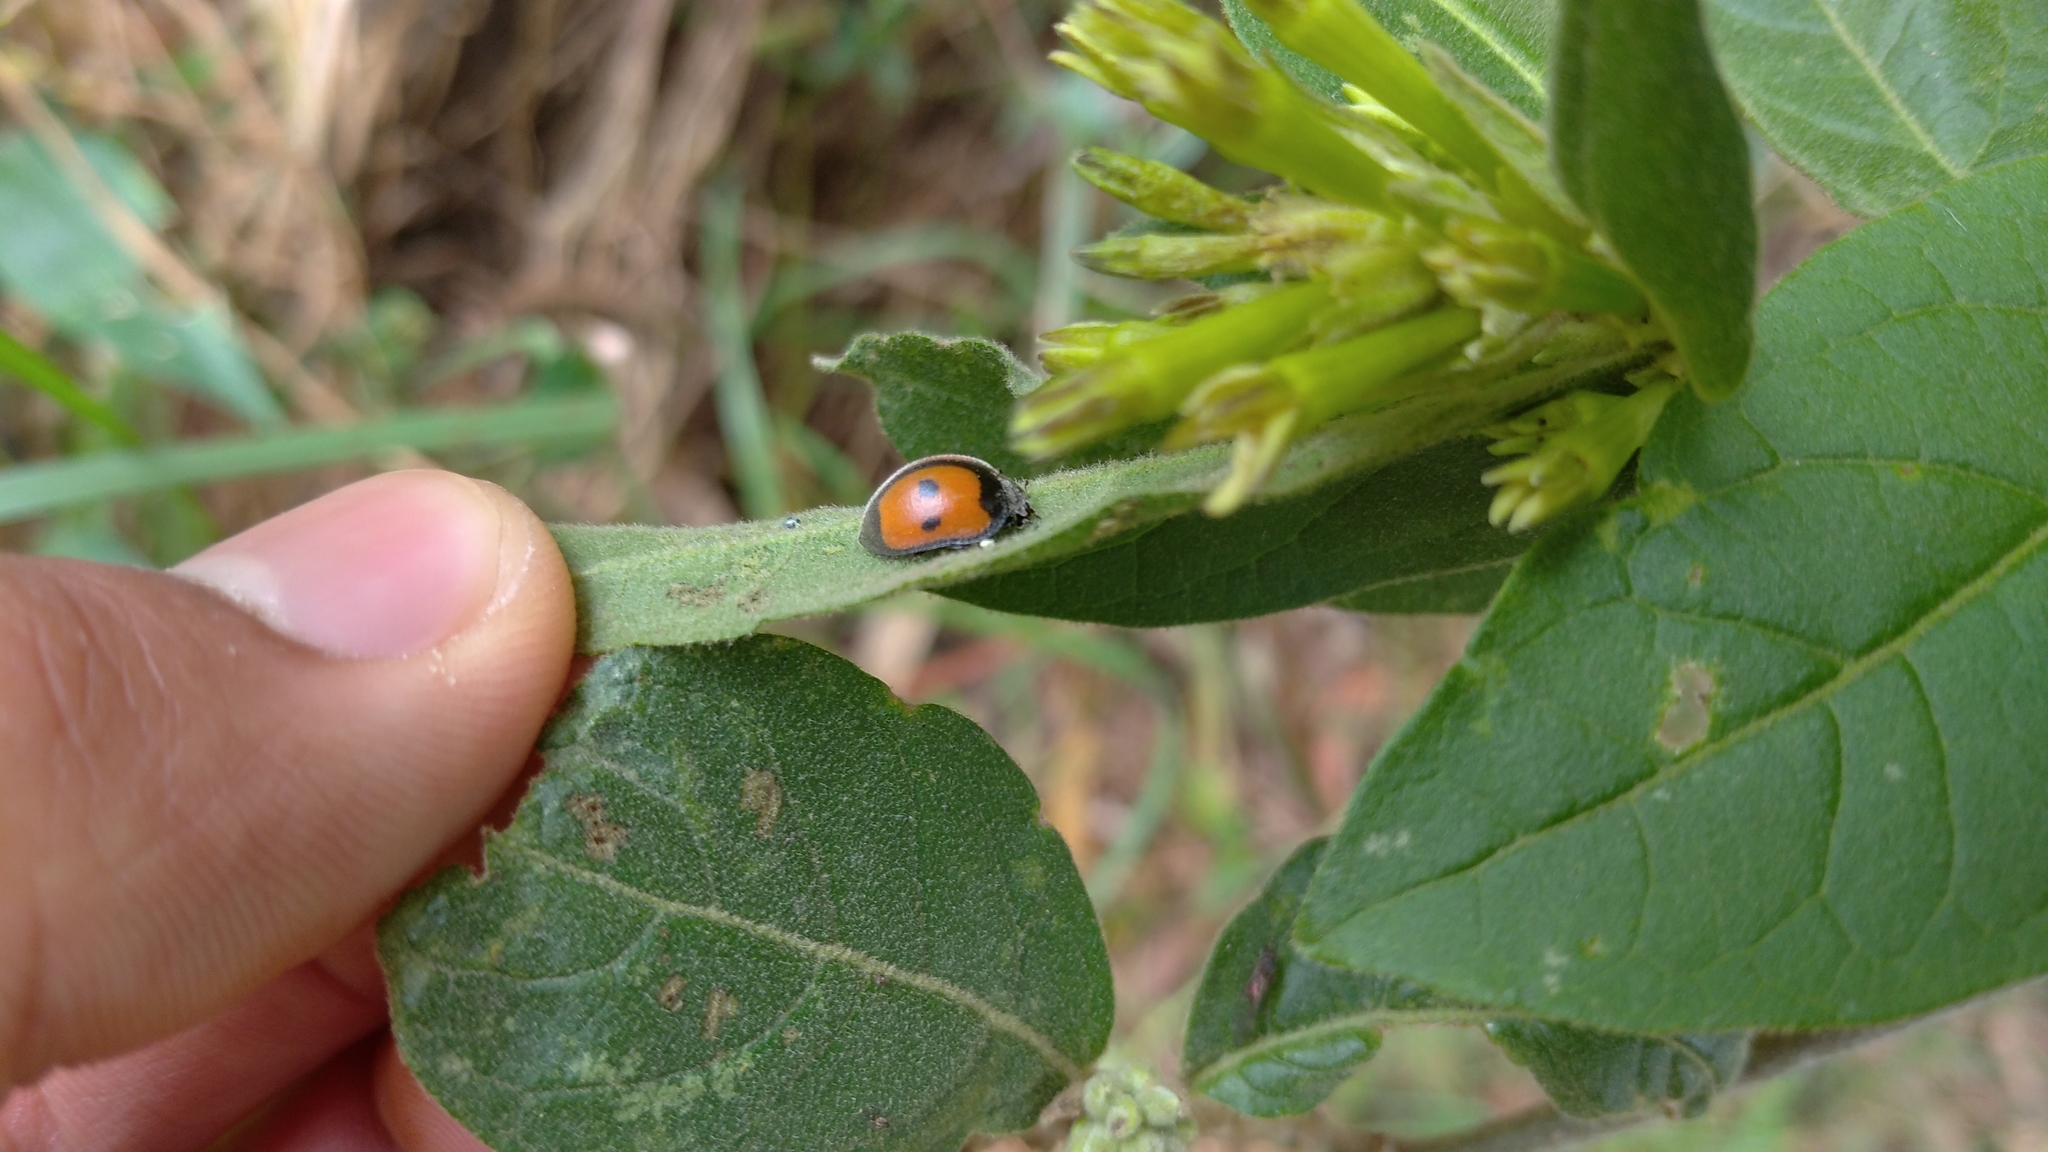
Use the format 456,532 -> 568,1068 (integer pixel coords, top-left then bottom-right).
0,470 -> 576,1087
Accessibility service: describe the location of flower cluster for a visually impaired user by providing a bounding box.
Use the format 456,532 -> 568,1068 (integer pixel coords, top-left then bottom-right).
1067,1066 -> 1199,1152
1011,0 -> 1680,525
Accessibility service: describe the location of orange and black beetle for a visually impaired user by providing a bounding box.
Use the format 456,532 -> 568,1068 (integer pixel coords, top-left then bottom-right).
859,454 -> 1031,558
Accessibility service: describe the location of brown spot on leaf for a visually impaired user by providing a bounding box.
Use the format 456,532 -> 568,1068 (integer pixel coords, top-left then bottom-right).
564,792 -> 628,862
657,974 -> 688,1011
666,578 -> 726,607
739,768 -> 783,838
738,587 -> 771,612
1655,661 -> 1716,753
702,988 -> 738,1039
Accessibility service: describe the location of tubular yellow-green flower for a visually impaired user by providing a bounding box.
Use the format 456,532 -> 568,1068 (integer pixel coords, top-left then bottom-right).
1054,0 -> 1396,208
1012,280 -> 1333,458
1236,0 -> 1506,187
1171,306 -> 1481,511
1482,378 -> 1679,532
1073,147 -> 1253,230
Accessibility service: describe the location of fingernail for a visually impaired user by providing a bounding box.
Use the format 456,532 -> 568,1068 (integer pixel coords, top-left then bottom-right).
174,471 -> 528,659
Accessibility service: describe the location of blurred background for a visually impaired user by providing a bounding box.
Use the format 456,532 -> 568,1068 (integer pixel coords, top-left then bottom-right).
4,2 -> 2038,1149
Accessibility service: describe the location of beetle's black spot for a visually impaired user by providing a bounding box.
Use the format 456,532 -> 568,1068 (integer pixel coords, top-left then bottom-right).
916,478 -> 940,497
920,515 -> 942,532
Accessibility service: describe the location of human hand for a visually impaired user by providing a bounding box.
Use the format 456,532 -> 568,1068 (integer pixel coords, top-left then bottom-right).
0,471 -> 579,1151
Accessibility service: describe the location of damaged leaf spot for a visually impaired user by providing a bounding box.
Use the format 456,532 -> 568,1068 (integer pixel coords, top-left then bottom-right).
702,989 -> 738,1040
564,792 -> 629,862
739,768 -> 783,838
657,974 -> 688,1012
1655,661 -> 1716,753
667,580 -> 727,607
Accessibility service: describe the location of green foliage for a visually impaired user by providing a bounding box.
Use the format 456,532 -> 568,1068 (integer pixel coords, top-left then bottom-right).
1220,0 -> 1346,101
1703,0 -> 2048,218
563,336 -> 1634,650
0,132 -> 281,425
1183,840 -> 1448,1117
0,394 -> 616,525
1187,841 -> 1748,1120
1295,157 -> 2048,1032
821,332 -> 1039,478
1548,0 -> 1755,400
381,639 -> 1112,1152
1354,0 -> 1552,118
0,325 -> 134,444
1487,1021 -> 1748,1119
947,439 -> 1529,623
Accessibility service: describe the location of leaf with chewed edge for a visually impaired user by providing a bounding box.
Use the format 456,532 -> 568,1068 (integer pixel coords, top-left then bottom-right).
380,638 -> 1112,1152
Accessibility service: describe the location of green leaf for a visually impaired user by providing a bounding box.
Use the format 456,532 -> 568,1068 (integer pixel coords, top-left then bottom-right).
944,439 -> 1529,625
380,638 -> 1112,1151
1221,0 -> 1348,101
819,332 -> 1039,478
0,394 -> 616,524
559,348 -> 1639,651
1356,0 -> 1553,118
1549,0 -> 1756,400
1183,839 -> 1459,1117
1295,156 -> 2048,1032
0,131 -> 282,425
1188,842 -> 1748,1120
1486,1021 -> 1747,1119
820,332 -> 1169,480
1325,556 -> 1512,613
0,325 -> 136,443
1704,0 -> 2048,218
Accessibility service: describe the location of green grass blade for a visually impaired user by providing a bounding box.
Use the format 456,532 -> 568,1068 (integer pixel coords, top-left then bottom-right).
0,394 -> 616,524
701,175 -> 786,520
0,327 -> 138,444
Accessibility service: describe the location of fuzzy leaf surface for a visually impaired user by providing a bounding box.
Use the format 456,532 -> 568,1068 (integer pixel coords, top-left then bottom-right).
1487,1021 -> 1747,1119
1704,0 -> 2048,218
1550,0 -> 1756,400
1356,0 -> 1553,117
380,638 -> 1112,1152
559,349 -> 1635,650
1296,157 -> 2048,1031
1183,840 -> 1448,1117
1221,0 -> 1348,100
947,439 -> 1526,623
820,332 -> 1039,478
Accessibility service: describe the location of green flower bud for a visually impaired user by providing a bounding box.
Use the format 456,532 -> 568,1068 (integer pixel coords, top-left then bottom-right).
1482,378 -> 1679,532
1175,305 -> 1480,442
1039,319 -> 1177,375
1074,147 -> 1252,230
1012,280 -> 1331,458
1138,1083 -> 1189,1128
1424,218 -> 1647,317
1067,1066 -> 1198,1152
1074,230 -> 1268,279
1172,306 -> 1479,512
1236,0 -> 1506,187
1054,0 -> 1396,209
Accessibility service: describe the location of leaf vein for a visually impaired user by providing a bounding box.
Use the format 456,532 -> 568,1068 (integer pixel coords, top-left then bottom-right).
1810,0 -> 1969,178
498,841 -> 1084,1079
1378,510 -> 2048,905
